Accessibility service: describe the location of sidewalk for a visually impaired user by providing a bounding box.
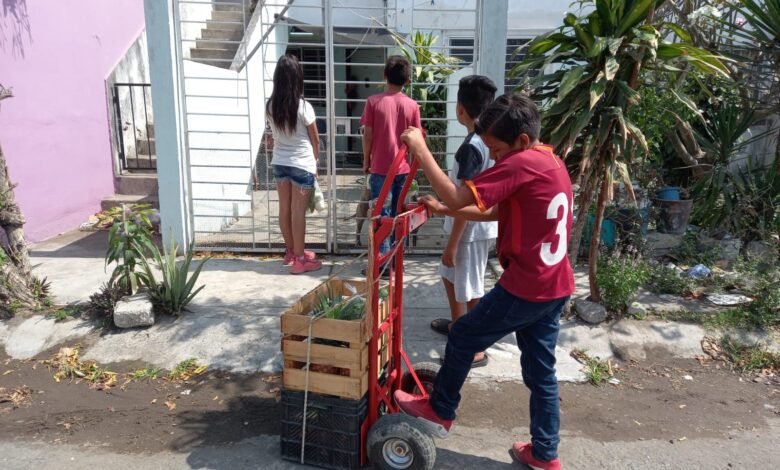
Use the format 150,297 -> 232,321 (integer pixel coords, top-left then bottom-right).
3,230 -> 724,383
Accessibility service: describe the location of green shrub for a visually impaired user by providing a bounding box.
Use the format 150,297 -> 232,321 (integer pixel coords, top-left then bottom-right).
707,261 -> 780,329
735,276 -> 780,329
31,275 -> 52,301
596,254 -> 649,314
136,239 -> 209,316
105,205 -> 156,295
735,259 -> 780,328
672,232 -> 721,267
646,264 -> 695,296
87,283 -> 126,325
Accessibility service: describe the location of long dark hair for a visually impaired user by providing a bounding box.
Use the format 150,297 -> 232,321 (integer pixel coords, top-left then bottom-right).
267,54 -> 304,134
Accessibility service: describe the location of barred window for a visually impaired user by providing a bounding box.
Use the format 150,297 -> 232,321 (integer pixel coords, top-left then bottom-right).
447,37 -> 537,92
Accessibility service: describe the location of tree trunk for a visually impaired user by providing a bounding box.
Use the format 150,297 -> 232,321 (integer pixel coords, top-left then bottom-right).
0,143 -> 36,315
588,162 -> 611,303
568,162 -> 599,267
667,119 -> 708,179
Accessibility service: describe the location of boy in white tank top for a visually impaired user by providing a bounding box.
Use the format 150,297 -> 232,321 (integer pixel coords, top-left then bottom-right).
431,75 -> 498,368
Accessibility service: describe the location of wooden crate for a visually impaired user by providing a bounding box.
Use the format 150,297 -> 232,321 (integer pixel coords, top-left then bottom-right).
281,279 -> 390,400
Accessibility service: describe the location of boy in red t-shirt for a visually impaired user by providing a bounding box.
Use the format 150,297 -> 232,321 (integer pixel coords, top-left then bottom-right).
361,55 -> 421,255
395,93 -> 574,470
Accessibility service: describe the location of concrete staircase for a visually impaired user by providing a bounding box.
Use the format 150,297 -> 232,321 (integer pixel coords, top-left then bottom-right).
190,0 -> 250,69
127,122 -> 157,170
102,122 -> 159,211
101,175 -> 159,211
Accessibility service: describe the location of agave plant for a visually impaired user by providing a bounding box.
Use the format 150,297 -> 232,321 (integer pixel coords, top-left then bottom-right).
135,239 -> 210,315
724,0 -> 780,159
512,0 -> 729,301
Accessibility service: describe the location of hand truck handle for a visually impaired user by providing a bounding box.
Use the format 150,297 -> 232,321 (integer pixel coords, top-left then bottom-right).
370,129 -> 425,219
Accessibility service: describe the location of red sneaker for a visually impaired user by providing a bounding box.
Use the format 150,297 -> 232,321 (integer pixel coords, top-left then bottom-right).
393,390 -> 452,439
283,250 -> 315,266
511,442 -> 561,470
290,257 -> 322,274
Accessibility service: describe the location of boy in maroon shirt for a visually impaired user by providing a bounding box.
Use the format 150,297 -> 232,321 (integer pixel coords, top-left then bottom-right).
395,93 -> 574,470
361,55 -> 422,256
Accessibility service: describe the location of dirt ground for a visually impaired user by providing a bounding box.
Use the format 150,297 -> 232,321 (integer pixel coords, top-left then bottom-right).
1,346 -> 778,455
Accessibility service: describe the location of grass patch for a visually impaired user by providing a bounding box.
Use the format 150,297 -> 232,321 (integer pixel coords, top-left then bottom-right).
41,346 -> 117,390
129,366 -> 162,382
168,359 -> 207,381
571,349 -> 616,386
712,336 -> 780,373
657,309 -> 709,324
47,305 -> 81,322
8,299 -> 23,315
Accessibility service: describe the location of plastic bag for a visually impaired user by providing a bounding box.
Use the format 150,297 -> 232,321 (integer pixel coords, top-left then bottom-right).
308,180 -> 326,213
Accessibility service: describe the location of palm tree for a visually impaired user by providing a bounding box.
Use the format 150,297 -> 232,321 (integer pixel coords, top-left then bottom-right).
0,86 -> 46,315
512,0 -> 729,302
725,0 -> 780,162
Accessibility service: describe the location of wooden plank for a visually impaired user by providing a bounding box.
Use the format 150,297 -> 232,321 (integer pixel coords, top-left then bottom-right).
285,279 -> 370,317
282,339 -> 363,369
281,313 -> 364,344
283,368 -> 367,400
281,278 -> 371,344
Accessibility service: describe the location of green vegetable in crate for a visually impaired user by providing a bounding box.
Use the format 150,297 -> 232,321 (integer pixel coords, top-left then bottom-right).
310,285 -> 366,321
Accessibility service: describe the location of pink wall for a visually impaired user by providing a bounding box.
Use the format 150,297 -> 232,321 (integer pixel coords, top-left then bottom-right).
0,0 -> 145,243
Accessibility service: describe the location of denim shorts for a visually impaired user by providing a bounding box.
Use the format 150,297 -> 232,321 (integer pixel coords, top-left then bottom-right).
273,164 -> 315,190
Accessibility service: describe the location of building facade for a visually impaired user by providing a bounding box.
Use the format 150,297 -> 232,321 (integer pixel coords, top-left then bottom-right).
0,0 -> 148,243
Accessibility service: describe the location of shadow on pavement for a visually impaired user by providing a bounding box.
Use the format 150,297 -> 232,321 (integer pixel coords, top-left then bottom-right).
173,394 -> 280,452
435,448 -> 517,469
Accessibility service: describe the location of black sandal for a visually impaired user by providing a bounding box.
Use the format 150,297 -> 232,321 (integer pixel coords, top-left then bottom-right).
430,318 -> 451,335
439,352 -> 490,369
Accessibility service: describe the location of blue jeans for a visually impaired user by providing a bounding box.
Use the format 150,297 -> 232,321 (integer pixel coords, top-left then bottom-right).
430,283 -> 567,462
273,164 -> 315,190
369,173 -> 407,255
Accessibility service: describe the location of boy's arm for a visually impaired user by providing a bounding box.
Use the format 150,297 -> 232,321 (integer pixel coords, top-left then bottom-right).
362,126 -> 373,174
419,195 -> 499,221
402,128 -> 474,210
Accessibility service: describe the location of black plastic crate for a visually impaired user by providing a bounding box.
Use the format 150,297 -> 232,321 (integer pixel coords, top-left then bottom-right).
280,389 -> 367,470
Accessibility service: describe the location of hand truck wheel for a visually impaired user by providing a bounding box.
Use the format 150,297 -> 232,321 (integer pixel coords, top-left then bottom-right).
367,413 -> 436,470
401,362 -> 441,396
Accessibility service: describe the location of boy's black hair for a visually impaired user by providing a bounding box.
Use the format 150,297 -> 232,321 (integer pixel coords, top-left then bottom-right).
475,93 -> 540,144
384,55 -> 412,86
457,75 -> 497,119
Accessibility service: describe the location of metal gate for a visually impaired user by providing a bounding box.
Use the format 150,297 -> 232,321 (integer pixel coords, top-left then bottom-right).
171,0 -> 480,253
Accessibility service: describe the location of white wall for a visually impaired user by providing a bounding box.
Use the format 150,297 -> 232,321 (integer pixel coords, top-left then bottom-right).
288,0 -> 386,28
445,66 -> 475,173
183,1 -> 288,234
106,30 -> 153,175
178,1 -> 214,57
509,0 -> 576,33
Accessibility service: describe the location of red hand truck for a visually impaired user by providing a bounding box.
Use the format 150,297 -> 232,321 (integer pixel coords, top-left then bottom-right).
361,142 -> 441,470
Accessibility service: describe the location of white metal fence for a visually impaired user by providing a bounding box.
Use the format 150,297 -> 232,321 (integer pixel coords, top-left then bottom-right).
172,0 -> 482,253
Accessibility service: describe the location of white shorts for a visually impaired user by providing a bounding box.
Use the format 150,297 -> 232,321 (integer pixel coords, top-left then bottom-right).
438,238 -> 492,303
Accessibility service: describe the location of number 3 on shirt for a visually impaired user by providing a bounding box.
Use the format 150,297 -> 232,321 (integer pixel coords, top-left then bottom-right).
540,192 -> 569,266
